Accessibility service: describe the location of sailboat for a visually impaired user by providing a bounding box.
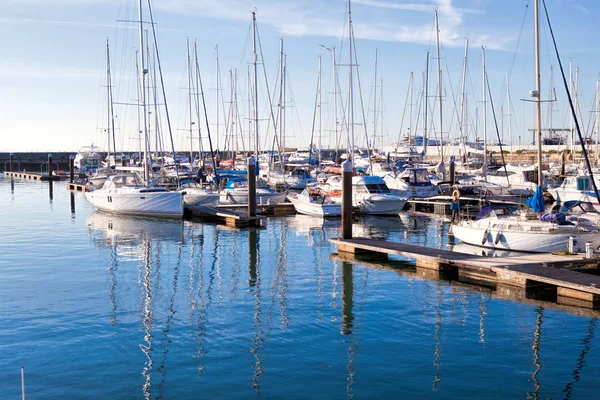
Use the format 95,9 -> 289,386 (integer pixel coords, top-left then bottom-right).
451,0 -> 600,253
86,0 -> 183,219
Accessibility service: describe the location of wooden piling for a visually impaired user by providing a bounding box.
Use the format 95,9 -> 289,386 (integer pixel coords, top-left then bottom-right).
247,156 -> 256,217
48,153 -> 53,176
341,159 -> 353,240
69,155 -> 75,183
9,153 -> 13,172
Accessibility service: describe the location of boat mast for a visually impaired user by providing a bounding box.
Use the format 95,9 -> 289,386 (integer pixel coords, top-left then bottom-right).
506,71 -> 512,163
348,0 -> 355,163
409,72 -> 413,149
318,55 -> 322,167
279,38 -> 284,167
194,42 -> 204,157
252,11 -> 259,156
106,39 -> 116,162
380,77 -> 384,151
460,39 -> 468,156
137,0 -> 149,184
435,9 -> 444,178
186,38 -> 194,164
594,80 -> 600,165
482,47 -> 487,179
216,43 -> 220,153
534,0 -> 543,187
424,50 -> 429,156
372,49 -> 378,150
569,59 -> 573,158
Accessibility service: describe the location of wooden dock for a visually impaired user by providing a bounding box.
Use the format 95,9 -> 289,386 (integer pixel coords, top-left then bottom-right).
67,182 -> 88,192
4,171 -> 62,181
331,237 -> 600,309
185,205 -> 264,228
218,202 -> 297,216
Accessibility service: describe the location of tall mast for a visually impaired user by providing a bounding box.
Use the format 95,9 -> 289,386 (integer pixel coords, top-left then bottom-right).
435,9 -> 444,177
348,0 -> 355,162
506,71 -> 511,160
534,0 -> 543,187
283,54 -> 287,155
194,42 -> 204,157
372,49 -> 378,146
594,80 -> 600,165
318,55 -> 322,166
215,44 -> 220,152
186,38 -> 193,163
380,78 -> 384,150
409,72 -> 413,147
424,50 -> 429,156
569,59 -> 573,157
279,38 -> 284,165
460,39 -> 468,151
252,11 -> 259,156
482,47 -> 487,179
106,39 -> 116,161
137,0 -> 149,183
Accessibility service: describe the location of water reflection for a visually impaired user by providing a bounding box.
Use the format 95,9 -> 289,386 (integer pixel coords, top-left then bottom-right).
48,180 -> 53,202
341,263 -> 354,335
563,318 -> 597,399
70,192 -> 75,215
528,307 -> 543,400
10,177 -> 14,195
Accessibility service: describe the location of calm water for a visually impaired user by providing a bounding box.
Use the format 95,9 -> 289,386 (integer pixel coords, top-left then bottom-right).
1,176 -> 599,399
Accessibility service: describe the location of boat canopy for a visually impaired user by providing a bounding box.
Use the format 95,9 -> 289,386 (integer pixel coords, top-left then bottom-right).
526,186 -> 545,213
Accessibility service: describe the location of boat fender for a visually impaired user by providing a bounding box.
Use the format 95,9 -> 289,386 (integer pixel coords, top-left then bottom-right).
495,231 -> 502,245
482,229 -> 488,245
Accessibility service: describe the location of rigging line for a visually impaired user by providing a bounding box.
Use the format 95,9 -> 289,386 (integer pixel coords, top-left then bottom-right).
541,0 -> 600,200
485,70 -> 509,184
395,74 -> 412,151
255,21 -> 282,156
440,40 -> 463,142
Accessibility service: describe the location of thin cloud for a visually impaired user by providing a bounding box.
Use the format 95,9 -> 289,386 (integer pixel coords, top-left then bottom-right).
573,4 -> 590,15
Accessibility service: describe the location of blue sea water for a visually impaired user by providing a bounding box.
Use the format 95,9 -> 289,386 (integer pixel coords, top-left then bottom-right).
0,176 -> 598,399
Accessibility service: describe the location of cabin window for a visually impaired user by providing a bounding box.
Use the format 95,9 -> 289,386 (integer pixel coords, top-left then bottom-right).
364,184 -> 391,194
577,178 -> 590,191
413,169 -> 430,183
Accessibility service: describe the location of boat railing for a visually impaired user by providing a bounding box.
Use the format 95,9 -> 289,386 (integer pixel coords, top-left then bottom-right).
4,160 -> 20,172
40,161 -> 60,173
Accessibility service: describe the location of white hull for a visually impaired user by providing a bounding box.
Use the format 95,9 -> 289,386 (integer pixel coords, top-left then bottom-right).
219,189 -> 287,205
287,195 -> 341,217
86,190 -> 183,218
452,222 -> 600,253
355,196 -> 407,215
181,190 -> 219,208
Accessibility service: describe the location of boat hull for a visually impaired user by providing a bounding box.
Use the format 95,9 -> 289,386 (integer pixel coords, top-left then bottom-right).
287,196 -> 341,217
451,222 -> 600,253
86,190 -> 184,218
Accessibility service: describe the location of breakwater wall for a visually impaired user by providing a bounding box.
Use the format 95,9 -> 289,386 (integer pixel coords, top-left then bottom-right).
0,152 -> 82,172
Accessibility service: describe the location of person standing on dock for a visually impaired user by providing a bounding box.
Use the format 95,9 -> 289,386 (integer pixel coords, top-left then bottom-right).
450,187 -> 461,222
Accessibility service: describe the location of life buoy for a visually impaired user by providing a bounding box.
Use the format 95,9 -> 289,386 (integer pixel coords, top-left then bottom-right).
452,189 -> 461,201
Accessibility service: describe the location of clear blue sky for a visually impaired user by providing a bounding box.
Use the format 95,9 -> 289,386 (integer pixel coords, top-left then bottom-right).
1,0 -> 599,152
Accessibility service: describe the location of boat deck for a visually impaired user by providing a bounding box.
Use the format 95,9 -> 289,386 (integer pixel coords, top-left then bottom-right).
185,205 -> 265,228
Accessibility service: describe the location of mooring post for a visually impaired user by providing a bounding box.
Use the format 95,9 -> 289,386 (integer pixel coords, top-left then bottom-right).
9,153 -> 13,172
69,155 -> 75,183
21,366 -> 25,400
342,159 -> 353,239
561,151 -> 566,176
248,156 -> 257,217
449,158 -> 455,185
48,153 -> 53,176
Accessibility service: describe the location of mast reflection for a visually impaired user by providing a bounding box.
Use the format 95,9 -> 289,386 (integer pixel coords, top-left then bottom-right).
248,228 -> 263,393
528,306 -> 544,400
563,318 -> 597,399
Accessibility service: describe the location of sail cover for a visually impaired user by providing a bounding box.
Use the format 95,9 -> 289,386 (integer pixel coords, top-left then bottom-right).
526,186 -> 545,213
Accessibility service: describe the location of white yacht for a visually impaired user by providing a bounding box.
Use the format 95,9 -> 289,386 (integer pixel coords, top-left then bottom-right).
551,175 -> 599,209
179,180 -> 219,208
486,164 -> 539,195
219,178 -> 287,205
451,204 -> 600,253
323,175 -> 407,215
287,188 -> 341,217
86,173 -> 183,218
383,168 -> 439,198
74,144 -> 102,175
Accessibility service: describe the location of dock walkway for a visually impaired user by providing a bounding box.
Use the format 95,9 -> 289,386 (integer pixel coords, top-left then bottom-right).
331,237 -> 600,309
186,205 -> 264,228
